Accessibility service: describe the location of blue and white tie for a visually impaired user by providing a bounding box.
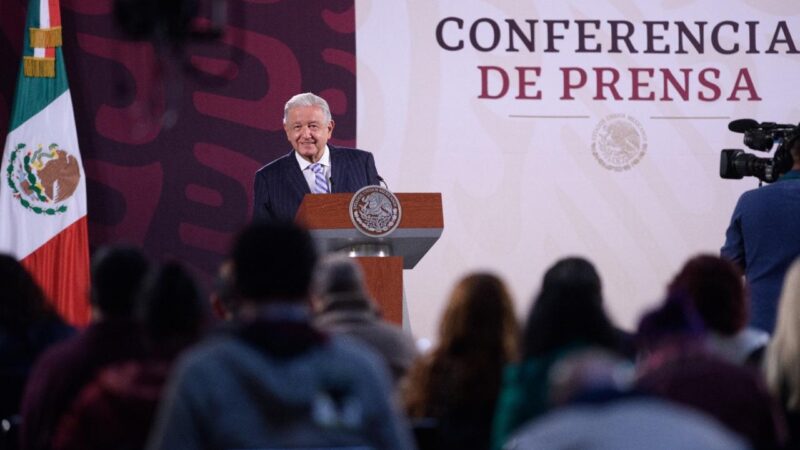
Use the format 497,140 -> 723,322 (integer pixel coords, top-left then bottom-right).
310,163 -> 329,194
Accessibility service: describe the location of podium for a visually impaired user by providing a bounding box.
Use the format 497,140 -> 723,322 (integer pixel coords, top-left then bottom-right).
296,193 -> 443,324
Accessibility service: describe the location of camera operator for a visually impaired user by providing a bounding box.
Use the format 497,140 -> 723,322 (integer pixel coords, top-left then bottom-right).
721,137 -> 800,333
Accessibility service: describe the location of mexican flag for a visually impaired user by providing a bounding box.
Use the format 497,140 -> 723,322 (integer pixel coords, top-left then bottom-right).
0,0 -> 90,325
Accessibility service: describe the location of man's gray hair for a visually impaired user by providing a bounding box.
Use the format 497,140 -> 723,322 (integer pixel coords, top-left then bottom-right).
312,253 -> 367,297
283,92 -> 332,125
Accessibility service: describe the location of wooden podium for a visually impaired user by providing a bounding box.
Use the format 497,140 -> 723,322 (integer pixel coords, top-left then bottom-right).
296,193 -> 443,324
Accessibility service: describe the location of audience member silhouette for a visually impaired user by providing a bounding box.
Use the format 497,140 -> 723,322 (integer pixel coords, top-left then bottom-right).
402,273 -> 518,450
503,349 -> 749,450
146,222 -> 414,450
9,235 -> 800,450
636,292 -> 787,449
312,253 -> 418,385
668,254 -> 768,366
765,256 -> 800,448
0,255 -> 75,449
51,261 -> 208,450
491,257 -> 622,450
19,246 -> 149,450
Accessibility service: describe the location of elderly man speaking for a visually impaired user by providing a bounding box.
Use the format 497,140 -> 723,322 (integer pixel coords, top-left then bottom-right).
253,92 -> 381,222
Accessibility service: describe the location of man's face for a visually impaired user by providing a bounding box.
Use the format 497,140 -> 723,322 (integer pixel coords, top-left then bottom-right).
284,105 -> 334,163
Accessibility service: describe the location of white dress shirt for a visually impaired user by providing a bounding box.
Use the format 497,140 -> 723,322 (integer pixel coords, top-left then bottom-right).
295,146 -> 331,193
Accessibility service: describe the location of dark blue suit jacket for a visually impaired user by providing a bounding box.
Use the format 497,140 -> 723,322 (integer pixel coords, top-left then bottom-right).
253,145 -> 380,222
721,170 -> 800,333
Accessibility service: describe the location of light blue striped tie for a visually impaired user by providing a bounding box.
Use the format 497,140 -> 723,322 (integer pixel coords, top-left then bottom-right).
310,163 -> 329,194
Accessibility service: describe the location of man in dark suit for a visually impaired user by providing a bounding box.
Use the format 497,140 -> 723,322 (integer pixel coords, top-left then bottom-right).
253,92 -> 380,222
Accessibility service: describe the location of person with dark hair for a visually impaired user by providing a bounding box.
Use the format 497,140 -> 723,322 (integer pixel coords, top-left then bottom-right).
147,222 -> 414,450
491,257 -> 622,450
312,254 -> 418,385
0,255 -> 75,448
721,136 -> 800,333
19,246 -> 149,450
401,273 -> 519,450
134,262 -> 208,357
635,292 -> 787,449
519,258 -> 619,358
51,261 -> 208,450
668,254 -> 768,366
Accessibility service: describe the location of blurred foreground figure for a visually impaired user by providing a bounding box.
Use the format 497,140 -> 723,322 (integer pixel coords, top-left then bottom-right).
504,349 -> 749,450
491,257 -> 624,450
312,254 -> 418,385
402,273 -> 518,450
0,255 -> 75,449
147,222 -> 414,450
765,257 -> 800,447
636,292 -> 786,449
52,262 -> 208,450
668,254 -> 768,366
20,246 -> 149,450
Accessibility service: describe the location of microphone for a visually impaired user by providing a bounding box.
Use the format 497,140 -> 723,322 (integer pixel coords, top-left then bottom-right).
728,118 -> 759,133
376,175 -> 389,190
729,118 -> 796,133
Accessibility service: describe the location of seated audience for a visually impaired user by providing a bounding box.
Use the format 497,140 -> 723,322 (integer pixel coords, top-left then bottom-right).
52,262 -> 208,450
146,222 -> 414,450
0,255 -> 75,448
491,257 -> 623,450
312,254 -> 418,385
19,246 -> 150,450
402,273 -> 519,450
765,257 -> 800,447
668,254 -> 768,366
636,292 -> 787,449
503,349 -> 749,450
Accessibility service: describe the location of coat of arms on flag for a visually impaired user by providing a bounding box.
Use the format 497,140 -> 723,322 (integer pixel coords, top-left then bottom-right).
6,142 -> 81,215
0,0 -> 91,325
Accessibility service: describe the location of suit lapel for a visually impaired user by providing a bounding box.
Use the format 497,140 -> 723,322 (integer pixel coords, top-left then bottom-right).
329,145 -> 346,193
283,150 -> 310,197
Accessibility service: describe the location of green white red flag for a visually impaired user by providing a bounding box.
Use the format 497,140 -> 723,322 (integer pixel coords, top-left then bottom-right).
0,0 -> 90,325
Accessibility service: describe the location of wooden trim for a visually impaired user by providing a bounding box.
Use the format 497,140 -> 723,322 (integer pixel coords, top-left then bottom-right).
356,256 -> 404,324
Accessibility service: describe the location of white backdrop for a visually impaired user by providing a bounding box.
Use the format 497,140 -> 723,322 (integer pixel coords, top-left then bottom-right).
355,0 -> 800,341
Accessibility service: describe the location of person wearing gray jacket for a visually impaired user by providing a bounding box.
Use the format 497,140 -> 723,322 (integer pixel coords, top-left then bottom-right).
146,222 -> 415,450
312,254 -> 419,386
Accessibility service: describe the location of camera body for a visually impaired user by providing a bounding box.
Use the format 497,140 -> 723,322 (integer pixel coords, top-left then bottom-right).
720,119 -> 799,183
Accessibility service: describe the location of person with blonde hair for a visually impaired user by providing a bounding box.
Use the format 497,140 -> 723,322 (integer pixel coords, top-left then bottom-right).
402,273 -> 519,450
765,256 -> 800,446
